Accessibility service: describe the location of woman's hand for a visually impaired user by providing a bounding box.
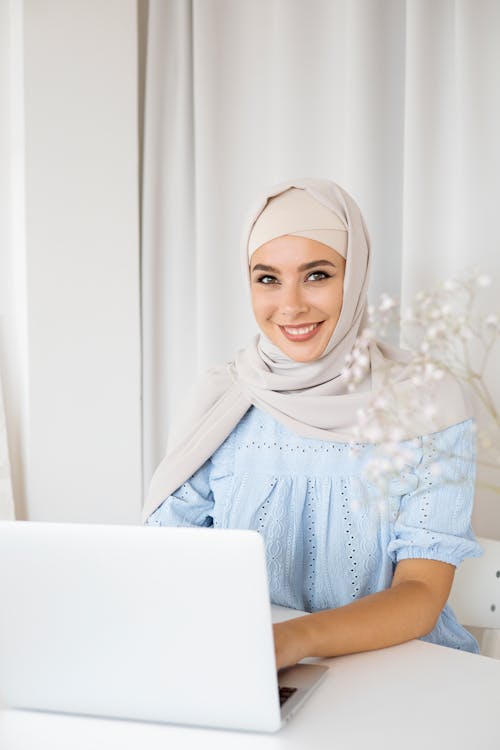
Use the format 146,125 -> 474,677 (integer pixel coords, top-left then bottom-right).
273,618 -> 310,671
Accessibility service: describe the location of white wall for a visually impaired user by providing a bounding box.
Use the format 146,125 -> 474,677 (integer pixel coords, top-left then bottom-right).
2,0 -> 142,523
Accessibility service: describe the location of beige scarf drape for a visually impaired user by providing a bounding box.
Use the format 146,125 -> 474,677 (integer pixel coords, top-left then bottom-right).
143,177 -> 469,521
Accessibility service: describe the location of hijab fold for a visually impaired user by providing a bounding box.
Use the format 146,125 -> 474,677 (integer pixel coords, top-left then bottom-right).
143,178 -> 470,521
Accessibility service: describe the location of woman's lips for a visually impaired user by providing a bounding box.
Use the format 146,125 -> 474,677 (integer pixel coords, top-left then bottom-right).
278,321 -> 324,342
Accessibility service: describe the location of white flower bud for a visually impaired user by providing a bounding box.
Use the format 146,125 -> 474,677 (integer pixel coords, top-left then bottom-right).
357,354 -> 369,368
379,294 -> 397,312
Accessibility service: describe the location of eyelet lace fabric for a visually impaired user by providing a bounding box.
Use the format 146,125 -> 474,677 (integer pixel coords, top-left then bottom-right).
147,405 -> 482,653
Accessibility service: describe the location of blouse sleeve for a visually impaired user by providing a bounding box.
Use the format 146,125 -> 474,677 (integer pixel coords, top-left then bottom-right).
144,458 -> 214,528
387,418 -> 483,566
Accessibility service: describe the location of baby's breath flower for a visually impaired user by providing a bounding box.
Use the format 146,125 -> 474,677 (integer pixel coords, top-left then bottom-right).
476,274 -> 491,287
355,267 -> 499,495
357,353 -> 369,368
379,294 -> 397,312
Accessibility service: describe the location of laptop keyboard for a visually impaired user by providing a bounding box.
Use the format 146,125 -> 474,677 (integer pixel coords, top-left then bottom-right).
279,686 -> 297,706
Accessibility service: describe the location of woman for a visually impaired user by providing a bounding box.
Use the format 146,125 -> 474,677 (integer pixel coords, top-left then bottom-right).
143,178 -> 481,670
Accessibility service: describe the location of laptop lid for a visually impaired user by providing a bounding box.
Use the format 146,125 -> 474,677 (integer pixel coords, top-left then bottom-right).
0,521 -> 283,732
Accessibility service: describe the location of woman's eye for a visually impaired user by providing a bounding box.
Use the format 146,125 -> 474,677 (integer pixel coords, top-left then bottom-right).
256,275 -> 278,284
307,271 -> 331,282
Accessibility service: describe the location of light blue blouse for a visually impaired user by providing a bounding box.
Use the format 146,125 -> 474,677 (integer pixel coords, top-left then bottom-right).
146,405 -> 482,653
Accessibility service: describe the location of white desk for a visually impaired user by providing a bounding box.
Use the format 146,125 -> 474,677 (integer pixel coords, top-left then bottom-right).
1,609 -> 499,750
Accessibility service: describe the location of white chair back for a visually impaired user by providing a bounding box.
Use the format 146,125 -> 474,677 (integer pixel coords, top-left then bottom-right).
448,537 -> 500,658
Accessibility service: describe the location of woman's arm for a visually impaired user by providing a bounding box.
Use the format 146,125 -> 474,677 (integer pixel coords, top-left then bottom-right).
273,558 -> 455,670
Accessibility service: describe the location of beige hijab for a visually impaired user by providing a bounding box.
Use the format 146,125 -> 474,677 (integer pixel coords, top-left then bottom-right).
143,177 -> 470,521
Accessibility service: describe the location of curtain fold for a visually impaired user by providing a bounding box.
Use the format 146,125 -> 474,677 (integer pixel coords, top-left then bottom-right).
141,0 -> 197,488
0,367 -> 15,520
141,0 -> 500,533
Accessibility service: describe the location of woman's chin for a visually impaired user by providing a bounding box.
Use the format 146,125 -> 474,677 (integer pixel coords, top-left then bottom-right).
273,338 -> 329,363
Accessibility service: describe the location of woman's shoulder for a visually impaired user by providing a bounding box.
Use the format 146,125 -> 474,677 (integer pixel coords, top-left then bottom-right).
418,417 -> 476,470
215,405 -> 276,448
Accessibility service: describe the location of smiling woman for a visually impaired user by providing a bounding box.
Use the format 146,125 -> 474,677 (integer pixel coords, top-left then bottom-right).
143,177 -> 481,670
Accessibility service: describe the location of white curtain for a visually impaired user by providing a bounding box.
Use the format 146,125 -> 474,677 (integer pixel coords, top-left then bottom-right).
0,0 -> 19,521
141,0 -> 500,533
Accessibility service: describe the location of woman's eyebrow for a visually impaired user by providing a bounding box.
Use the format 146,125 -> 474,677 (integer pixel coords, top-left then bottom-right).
298,260 -> 337,271
251,259 -> 337,273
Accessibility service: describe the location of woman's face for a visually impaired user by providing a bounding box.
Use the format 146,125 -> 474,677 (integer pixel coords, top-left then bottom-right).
250,235 -> 346,362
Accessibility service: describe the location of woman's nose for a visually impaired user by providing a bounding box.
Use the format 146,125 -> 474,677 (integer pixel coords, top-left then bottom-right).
278,285 -> 309,317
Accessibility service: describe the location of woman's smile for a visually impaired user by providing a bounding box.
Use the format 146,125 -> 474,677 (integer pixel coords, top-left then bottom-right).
278,321 -> 324,341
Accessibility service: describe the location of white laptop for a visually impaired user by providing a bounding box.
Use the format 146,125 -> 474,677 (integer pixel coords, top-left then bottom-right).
0,521 -> 328,732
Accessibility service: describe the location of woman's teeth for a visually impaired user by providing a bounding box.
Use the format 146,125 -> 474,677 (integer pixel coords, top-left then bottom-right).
283,323 -> 319,335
